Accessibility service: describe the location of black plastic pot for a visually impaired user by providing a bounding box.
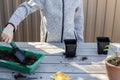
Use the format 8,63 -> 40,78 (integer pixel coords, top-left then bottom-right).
64,39 -> 77,58
96,37 -> 110,55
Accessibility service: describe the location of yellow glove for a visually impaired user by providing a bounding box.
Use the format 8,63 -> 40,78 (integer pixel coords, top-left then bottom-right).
1,24 -> 14,43
51,71 -> 72,80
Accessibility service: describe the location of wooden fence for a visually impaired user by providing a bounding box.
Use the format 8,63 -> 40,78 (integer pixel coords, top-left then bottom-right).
0,0 -> 120,42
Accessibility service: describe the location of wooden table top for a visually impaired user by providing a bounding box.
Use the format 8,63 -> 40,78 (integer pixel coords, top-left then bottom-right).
0,42 -> 119,80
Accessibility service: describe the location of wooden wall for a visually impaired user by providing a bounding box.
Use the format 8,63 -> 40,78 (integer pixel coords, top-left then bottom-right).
84,0 -> 120,42
0,0 -> 120,42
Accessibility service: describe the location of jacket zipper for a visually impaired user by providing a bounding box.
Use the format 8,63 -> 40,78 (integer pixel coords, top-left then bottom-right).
61,0 -> 64,42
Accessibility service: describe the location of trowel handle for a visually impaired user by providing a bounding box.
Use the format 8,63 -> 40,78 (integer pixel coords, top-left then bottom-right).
0,28 -> 3,32
0,29 -> 17,48
10,41 -> 17,48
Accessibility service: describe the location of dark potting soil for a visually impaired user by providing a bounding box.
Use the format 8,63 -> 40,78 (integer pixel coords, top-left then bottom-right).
14,73 -> 38,80
107,57 -> 120,66
14,73 -> 26,79
0,50 -> 38,65
81,56 -> 88,61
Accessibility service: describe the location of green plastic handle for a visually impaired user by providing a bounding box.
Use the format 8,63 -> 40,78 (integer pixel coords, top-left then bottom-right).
0,29 -> 16,47
10,40 -> 17,48
0,28 -> 3,32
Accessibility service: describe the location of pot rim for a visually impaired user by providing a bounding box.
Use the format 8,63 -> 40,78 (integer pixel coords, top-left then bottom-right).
105,58 -> 120,69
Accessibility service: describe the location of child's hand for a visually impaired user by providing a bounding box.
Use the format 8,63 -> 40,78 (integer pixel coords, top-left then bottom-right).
1,24 -> 14,43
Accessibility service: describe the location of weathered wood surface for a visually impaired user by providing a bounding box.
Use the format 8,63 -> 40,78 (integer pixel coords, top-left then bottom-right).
0,42 -> 119,80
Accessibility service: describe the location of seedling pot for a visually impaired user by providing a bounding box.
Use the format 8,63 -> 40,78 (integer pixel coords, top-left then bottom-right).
0,46 -> 44,73
64,39 -> 77,58
96,37 -> 110,54
105,57 -> 120,80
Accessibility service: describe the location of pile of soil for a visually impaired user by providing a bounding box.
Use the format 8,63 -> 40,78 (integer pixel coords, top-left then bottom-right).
0,50 -> 38,65
14,73 -> 26,79
107,57 -> 120,66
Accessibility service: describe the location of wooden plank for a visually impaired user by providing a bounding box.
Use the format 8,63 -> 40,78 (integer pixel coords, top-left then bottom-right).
0,64 -> 106,73
36,11 -> 40,41
31,11 -> 40,41
94,0 -> 107,39
0,1 -> 2,29
42,55 -> 106,64
30,73 -> 108,80
85,0 -> 97,42
0,0 -> 5,28
0,72 -> 108,80
0,0 -> 3,41
3,48 -> 112,56
104,0 -> 116,39
19,42 -> 120,50
112,0 -> 120,42
3,0 -> 13,23
0,45 -> 112,56
0,42 -> 97,48
0,42 -> 117,56
0,73 -> 13,79
31,13 -> 37,41
12,73 -> 108,80
0,42 -> 118,51
83,0 -> 88,41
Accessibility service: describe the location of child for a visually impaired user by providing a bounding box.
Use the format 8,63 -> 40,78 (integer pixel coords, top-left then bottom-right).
1,0 -> 84,43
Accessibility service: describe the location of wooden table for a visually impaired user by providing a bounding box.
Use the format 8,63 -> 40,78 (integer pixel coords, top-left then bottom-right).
0,42 -> 119,80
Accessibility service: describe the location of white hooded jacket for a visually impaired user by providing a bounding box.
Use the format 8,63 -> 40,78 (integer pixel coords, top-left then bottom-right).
9,0 -> 84,42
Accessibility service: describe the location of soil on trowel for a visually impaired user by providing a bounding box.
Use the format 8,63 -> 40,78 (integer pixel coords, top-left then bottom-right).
0,50 -> 38,66
107,57 -> 120,66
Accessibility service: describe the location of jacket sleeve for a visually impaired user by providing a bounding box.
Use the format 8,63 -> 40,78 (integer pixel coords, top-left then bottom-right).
74,0 -> 84,43
8,0 -> 44,30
